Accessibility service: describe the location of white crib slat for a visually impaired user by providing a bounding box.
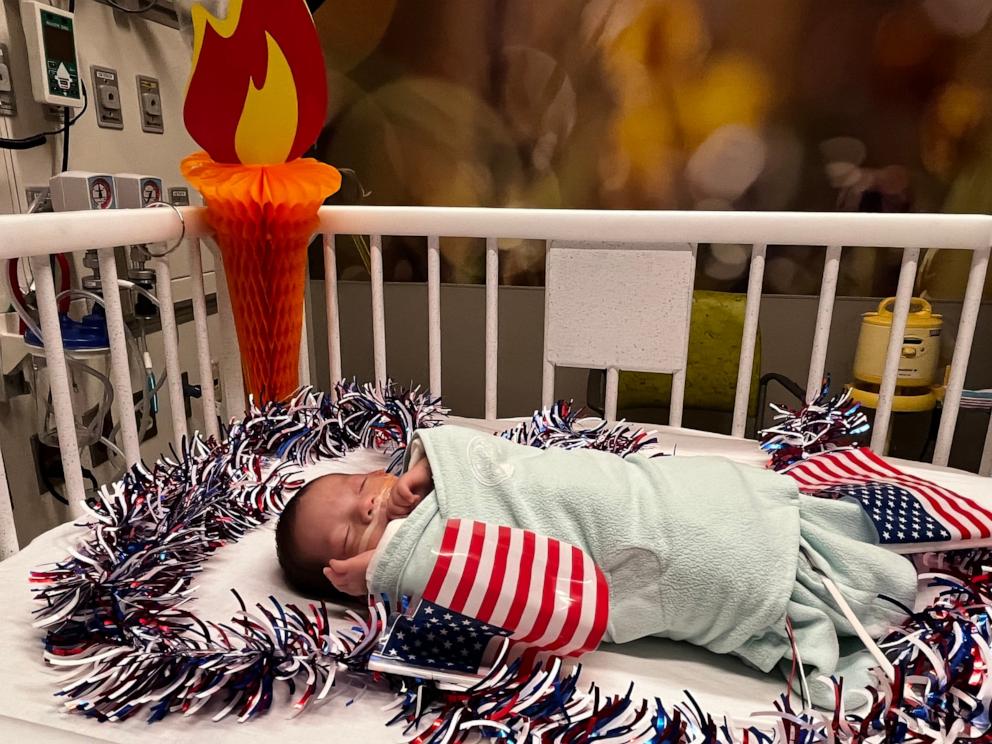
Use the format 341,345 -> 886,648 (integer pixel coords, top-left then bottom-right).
370,234 -> 386,386
871,248 -> 921,452
668,244 -> 697,428
933,246 -> 990,466
732,243 -> 766,437
604,367 -> 619,421
0,443 -> 16,558
428,235 -> 442,396
152,257 -> 188,448
806,245 -> 842,401
485,237 -> 498,420
96,248 -> 140,466
29,255 -> 87,517
298,294 -> 310,386
982,415 -> 992,477
542,241 -> 554,408
323,235 -> 342,393
188,240 -> 220,440
213,256 -> 245,422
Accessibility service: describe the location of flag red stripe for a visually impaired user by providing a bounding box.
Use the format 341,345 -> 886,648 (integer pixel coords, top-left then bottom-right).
476,525 -> 512,624
575,564 -> 610,656
448,521 -> 488,613
846,450 -> 982,534
501,529 -> 536,632
857,449 -> 992,534
804,453 -> 969,538
515,540 -> 561,643
788,449 -> 990,542
546,544 -> 585,652
833,451 -> 979,538
423,520 -> 610,662
423,519 -> 462,601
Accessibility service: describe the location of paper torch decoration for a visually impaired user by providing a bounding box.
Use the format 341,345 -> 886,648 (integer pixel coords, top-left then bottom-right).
182,0 -> 341,403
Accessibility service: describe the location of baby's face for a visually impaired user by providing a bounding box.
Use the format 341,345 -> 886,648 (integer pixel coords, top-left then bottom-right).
292,471 -> 398,569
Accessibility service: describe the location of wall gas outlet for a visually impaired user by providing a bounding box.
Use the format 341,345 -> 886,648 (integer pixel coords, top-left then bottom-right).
91,65 -> 123,130
115,174 -> 163,208
50,172 -> 117,211
0,44 -> 17,117
136,75 -> 164,134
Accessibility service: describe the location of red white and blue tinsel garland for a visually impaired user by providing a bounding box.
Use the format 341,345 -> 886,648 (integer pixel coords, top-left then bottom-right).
28,382 -> 992,741
499,399 -> 662,458
759,378 -> 870,471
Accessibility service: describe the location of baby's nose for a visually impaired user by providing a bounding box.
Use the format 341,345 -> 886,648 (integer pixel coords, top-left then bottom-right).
359,492 -> 378,523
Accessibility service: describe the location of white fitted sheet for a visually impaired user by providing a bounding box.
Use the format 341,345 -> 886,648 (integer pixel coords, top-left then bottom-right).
0,416 -> 987,742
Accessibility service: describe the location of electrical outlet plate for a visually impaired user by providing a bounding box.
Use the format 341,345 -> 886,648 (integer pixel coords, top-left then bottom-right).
25,186 -> 52,212
0,43 -> 16,117
44,104 -> 63,122
168,186 -> 190,206
136,74 -> 163,134
91,65 -> 123,130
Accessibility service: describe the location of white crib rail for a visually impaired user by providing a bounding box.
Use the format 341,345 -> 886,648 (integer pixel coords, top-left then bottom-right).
0,206 -> 989,551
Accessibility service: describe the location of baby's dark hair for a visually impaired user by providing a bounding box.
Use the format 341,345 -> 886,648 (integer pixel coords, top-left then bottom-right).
275,478 -> 352,603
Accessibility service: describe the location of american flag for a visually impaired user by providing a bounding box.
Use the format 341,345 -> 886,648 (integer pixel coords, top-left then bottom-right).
379,519 -> 609,675
378,600 -> 512,674
783,447 -> 992,550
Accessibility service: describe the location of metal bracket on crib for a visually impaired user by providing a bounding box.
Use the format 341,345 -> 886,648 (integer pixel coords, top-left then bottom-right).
140,202 -> 186,258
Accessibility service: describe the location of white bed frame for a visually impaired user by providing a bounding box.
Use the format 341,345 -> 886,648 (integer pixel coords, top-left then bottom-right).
0,207 -> 989,557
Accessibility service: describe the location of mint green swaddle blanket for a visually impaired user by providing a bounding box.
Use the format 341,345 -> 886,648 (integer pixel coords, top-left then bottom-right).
368,425 -> 917,704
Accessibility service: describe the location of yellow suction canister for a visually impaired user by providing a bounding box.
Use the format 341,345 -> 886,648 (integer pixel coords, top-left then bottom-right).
849,297 -> 943,412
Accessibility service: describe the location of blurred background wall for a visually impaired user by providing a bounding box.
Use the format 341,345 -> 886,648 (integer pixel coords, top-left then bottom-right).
299,0 -> 992,471
311,0 -> 992,300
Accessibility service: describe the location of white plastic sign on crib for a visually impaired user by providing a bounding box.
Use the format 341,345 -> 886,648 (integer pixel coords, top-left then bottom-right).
545,241 -> 694,373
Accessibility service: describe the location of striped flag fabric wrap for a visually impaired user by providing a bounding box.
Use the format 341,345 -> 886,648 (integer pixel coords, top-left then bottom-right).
378,519 -> 609,675
783,447 -> 992,553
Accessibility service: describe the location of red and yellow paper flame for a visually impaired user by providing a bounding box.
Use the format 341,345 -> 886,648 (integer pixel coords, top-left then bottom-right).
184,0 -> 327,165
181,0 -> 341,404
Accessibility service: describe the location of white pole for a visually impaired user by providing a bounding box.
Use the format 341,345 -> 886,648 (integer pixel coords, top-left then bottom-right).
370,234 -> 386,386
152,257 -> 188,448
29,255 -> 87,517
871,248 -> 921,453
428,235 -> 442,396
732,243 -> 766,437
933,246 -> 989,466
485,237 -> 499,420
188,239 -> 220,440
806,245 -> 842,401
323,234 -> 342,393
604,367 -> 619,422
669,244 -> 697,427
96,248 -> 140,465
981,414 -> 992,477
541,241 -> 554,408
0,443 -> 18,558
213,254 -> 245,422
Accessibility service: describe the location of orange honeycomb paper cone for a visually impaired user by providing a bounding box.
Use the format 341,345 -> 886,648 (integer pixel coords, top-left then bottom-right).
182,153 -> 341,403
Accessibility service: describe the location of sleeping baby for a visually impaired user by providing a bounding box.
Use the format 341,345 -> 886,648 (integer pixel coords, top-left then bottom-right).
276,424 -> 917,702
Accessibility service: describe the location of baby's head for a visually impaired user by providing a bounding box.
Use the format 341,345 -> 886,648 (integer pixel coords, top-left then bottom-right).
276,471 -> 396,598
